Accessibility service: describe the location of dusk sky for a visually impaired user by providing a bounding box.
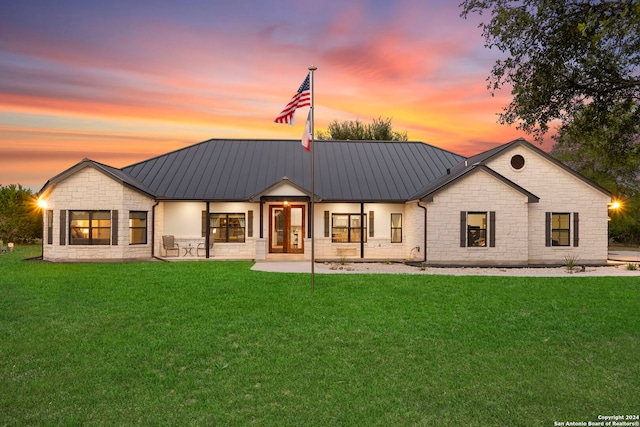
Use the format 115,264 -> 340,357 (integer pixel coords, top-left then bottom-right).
1,0 -> 546,191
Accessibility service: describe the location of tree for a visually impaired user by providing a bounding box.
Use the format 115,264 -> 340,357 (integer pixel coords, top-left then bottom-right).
462,0 -> 640,245
316,117 -> 408,141
551,102 -> 640,245
460,0 -> 640,140
552,100 -> 640,193
0,184 -> 42,243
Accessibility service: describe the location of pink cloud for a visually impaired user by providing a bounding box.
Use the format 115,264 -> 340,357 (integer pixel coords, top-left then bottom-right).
0,0 -> 551,190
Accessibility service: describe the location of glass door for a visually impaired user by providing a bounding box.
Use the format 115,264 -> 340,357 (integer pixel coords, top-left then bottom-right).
289,207 -> 303,252
271,207 -> 285,252
269,205 -> 305,253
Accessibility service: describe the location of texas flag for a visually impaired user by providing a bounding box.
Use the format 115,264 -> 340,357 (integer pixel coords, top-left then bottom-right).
301,111 -> 311,152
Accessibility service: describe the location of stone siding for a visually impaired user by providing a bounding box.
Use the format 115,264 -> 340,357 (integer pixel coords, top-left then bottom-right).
42,167 -> 155,261
425,169 -> 530,266
486,145 -> 610,264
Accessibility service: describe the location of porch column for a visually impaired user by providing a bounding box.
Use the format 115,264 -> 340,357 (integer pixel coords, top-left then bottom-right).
360,202 -> 365,258
205,201 -> 210,258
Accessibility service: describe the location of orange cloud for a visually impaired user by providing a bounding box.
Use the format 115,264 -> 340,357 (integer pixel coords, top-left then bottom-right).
0,0 -> 552,191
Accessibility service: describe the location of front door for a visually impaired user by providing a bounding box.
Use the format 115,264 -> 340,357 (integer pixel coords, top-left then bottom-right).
269,205 -> 304,253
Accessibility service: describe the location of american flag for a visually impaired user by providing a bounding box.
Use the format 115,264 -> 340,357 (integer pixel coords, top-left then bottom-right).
274,73 -> 311,125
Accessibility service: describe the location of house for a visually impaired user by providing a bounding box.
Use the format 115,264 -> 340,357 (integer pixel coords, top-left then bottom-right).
37,137 -> 612,265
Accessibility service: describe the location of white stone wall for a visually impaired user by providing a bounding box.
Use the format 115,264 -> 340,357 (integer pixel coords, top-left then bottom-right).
405,201 -> 426,261
313,202 -> 407,260
424,169 -> 531,266
486,145 -> 610,264
41,167 -> 155,261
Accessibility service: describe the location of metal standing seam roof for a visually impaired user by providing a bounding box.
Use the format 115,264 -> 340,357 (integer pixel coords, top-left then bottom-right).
121,139 -> 466,201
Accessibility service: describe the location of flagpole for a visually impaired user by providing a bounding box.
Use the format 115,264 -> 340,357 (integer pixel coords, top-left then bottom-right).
308,65 -> 317,292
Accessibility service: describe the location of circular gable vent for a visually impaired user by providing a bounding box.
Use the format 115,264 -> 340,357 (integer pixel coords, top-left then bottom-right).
510,154 -> 525,170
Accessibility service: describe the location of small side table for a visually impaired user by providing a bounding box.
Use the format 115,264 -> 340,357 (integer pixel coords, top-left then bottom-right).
183,243 -> 194,257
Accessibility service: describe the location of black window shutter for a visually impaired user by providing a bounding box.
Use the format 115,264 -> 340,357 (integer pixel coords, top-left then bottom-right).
111,210 -> 118,245
460,211 -> 467,247
60,210 -> 66,246
201,211 -> 207,237
369,211 -> 374,237
489,211 -> 496,247
248,210 -> 253,238
47,210 -> 53,245
545,212 -> 551,247
324,211 -> 330,238
573,212 -> 579,247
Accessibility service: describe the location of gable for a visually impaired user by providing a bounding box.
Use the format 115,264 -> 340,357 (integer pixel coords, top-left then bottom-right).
485,142 -> 611,202
39,159 -> 155,200
44,167 -> 151,211
423,167 -> 538,205
249,177 -> 311,201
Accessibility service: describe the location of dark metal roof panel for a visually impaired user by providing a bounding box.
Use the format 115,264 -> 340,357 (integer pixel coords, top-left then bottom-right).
122,139 -> 465,201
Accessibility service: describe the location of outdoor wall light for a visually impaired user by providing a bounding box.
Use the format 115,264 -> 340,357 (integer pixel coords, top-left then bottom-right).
608,200 -> 622,211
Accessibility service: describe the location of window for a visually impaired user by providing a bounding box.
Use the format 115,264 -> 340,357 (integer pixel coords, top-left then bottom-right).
510,154 -> 525,170
467,212 -> 487,247
46,210 -> 53,245
545,212 -> 579,247
211,213 -> 245,242
332,213 -> 367,243
69,211 -> 111,245
551,213 -> 570,246
391,213 -> 402,243
460,211 -> 495,248
129,211 -> 147,245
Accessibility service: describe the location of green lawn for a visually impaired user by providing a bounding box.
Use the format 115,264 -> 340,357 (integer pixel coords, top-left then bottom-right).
2,246 -> 639,426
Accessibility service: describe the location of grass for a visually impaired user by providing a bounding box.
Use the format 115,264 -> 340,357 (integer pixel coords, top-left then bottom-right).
2,246 -> 639,426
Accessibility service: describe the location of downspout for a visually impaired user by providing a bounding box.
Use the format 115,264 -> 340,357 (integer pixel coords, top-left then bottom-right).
417,201 -> 427,263
205,201 -> 211,258
151,199 -> 162,261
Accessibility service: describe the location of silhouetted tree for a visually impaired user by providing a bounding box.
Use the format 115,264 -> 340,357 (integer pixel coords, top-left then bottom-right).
316,117 -> 408,141
551,102 -> 640,244
461,1 -> 640,142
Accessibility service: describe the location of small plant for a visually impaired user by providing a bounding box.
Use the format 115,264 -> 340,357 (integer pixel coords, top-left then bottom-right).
420,262 -> 427,271
385,258 -> 392,265
339,257 -> 348,266
563,254 -> 579,272
626,262 -> 638,271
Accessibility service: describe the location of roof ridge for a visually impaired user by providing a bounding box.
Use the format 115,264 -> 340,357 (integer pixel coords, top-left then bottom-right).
121,138 -> 465,201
